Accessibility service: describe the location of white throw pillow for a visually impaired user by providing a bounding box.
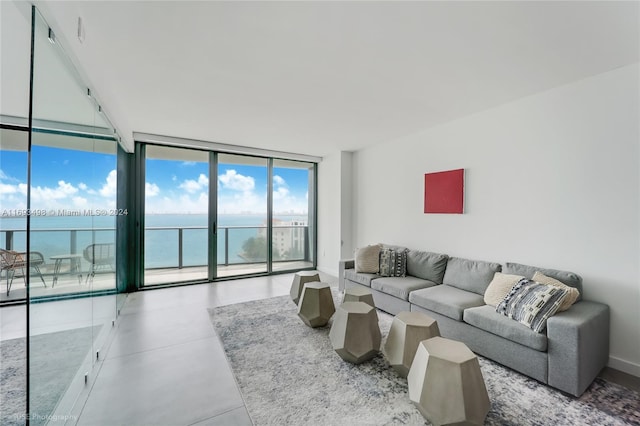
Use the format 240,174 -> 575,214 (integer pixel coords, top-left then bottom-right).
355,245 -> 381,273
484,272 -> 524,307
532,271 -> 580,312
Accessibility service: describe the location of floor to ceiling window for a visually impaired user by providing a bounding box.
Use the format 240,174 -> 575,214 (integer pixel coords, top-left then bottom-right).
142,145 -> 210,286
137,143 -> 317,285
271,159 -> 315,272
216,154 -> 269,278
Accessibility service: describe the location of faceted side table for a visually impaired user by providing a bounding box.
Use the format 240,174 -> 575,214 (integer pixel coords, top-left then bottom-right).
383,311 -> 440,378
297,282 -> 336,327
290,271 -> 320,305
343,286 -> 375,308
407,336 -> 490,426
329,301 -> 381,364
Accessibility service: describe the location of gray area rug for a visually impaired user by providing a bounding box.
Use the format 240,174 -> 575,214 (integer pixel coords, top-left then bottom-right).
209,293 -> 640,426
0,326 -> 101,426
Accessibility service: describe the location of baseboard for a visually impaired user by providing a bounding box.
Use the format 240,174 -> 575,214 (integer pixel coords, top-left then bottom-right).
608,356 -> 640,377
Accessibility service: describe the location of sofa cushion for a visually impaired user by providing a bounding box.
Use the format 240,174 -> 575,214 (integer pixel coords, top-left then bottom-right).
371,276 -> 436,301
502,262 -> 583,301
464,305 -> 548,352
533,271 -> 580,312
355,244 -> 381,273
496,279 -> 568,333
409,284 -> 485,321
443,257 -> 502,296
406,250 -> 448,284
344,270 -> 378,287
379,248 -> 407,277
484,272 -> 524,307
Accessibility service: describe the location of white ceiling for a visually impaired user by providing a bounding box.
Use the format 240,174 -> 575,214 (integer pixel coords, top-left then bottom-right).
29,1 -> 640,157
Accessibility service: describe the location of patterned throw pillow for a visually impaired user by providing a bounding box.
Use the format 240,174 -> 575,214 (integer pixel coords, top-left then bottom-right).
355,245 -> 382,273
496,278 -> 568,333
532,271 -> 580,312
379,249 -> 407,277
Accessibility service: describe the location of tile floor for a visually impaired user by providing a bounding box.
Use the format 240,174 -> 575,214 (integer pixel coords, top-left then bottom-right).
76,271 -> 336,425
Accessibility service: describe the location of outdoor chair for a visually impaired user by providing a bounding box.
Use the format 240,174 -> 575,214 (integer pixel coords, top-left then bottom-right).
1,249 -> 47,296
83,243 -> 115,284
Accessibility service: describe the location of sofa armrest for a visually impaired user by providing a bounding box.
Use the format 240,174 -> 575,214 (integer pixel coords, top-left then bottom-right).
546,300 -> 610,396
338,259 -> 355,291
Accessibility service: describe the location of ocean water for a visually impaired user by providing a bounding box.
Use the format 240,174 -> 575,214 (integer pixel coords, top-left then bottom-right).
0,214 -> 307,269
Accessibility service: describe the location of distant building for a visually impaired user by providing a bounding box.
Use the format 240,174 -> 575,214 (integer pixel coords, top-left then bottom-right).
258,218 -> 307,259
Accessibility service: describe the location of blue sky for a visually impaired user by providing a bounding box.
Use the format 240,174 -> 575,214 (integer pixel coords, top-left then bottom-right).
1,147 -> 309,215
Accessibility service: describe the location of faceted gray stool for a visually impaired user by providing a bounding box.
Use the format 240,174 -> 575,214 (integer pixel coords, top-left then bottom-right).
329,301 -> 381,364
407,336 -> 490,426
383,311 -> 440,378
290,271 -> 320,305
343,286 -> 375,308
297,282 -> 335,327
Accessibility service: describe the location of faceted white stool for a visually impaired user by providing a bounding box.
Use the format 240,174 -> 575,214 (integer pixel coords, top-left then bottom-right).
343,286 -> 375,308
383,311 -> 440,378
297,282 -> 335,327
290,271 -> 320,305
329,301 -> 381,364
407,336 -> 490,426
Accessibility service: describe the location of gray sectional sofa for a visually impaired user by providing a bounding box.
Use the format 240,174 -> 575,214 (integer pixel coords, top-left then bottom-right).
338,247 -> 610,397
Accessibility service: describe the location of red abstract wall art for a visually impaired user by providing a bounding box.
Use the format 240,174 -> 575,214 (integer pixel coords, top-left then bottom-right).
424,169 -> 465,214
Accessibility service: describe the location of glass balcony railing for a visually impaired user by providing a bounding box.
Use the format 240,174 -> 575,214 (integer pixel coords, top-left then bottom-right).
1,224 -> 311,292
144,224 -> 310,268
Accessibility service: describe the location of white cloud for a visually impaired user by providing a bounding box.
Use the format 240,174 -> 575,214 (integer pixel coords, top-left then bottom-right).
73,196 -> 88,207
1,170 -> 123,212
273,175 -> 286,187
99,170 -> 117,197
179,173 -> 209,194
219,170 -> 254,192
146,182 -> 160,197
273,186 -> 290,200
0,169 -> 20,182
0,183 -> 18,194
30,180 -> 78,201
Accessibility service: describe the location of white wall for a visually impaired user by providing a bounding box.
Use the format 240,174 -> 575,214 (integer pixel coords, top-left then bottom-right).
317,152 -> 341,276
351,64 -> 640,376
317,151 -> 355,277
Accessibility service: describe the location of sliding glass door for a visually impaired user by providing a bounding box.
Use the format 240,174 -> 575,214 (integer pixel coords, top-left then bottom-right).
143,145 -> 209,285
139,144 -> 316,286
271,159 -> 315,272
216,154 -> 268,278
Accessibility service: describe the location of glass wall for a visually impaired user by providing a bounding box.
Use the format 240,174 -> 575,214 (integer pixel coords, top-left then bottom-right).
26,8 -> 118,424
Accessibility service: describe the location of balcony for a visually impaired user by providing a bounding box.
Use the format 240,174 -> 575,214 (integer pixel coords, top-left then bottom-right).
1,225 -> 313,303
